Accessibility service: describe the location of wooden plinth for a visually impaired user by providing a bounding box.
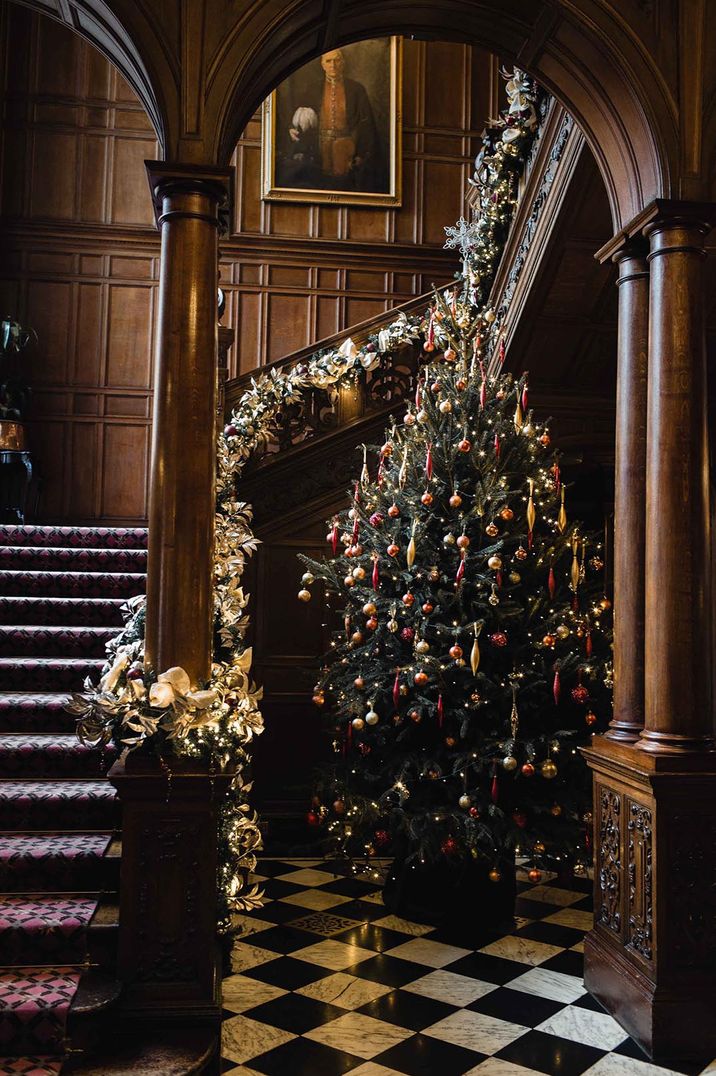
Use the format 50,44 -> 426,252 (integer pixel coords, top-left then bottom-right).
582,737 -> 716,1061
109,754 -> 234,1025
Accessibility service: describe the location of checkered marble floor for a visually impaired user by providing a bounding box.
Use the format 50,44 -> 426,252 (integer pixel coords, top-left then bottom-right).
221,859 -> 716,1076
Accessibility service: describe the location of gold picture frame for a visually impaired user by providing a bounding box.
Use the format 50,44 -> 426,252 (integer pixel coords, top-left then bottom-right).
261,37 -> 402,208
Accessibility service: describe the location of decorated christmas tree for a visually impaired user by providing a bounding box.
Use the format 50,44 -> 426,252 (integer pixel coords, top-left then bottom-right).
298,287 -> 612,914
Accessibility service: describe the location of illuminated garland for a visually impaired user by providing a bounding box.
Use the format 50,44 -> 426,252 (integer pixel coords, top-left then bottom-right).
68,69 -> 539,930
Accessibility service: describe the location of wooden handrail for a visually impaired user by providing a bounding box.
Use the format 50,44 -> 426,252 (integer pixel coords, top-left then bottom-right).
224,286 -> 444,415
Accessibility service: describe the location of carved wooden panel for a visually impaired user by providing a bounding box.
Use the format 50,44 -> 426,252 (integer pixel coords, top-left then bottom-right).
627,800 -> 653,962
597,786 -> 622,934
670,812 -> 716,969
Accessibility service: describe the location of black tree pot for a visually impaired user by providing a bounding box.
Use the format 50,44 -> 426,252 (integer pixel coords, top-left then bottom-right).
383,855 -> 517,940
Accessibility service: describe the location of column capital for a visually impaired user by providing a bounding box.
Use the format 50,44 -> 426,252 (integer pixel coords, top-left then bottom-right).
596,199 -> 716,264
145,161 -> 233,231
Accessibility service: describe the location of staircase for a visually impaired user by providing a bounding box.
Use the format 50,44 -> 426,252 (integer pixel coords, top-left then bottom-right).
0,524 -> 147,1073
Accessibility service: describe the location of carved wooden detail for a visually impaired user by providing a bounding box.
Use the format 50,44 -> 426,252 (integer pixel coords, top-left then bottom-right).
627,801 -> 653,961
597,786 -> 621,933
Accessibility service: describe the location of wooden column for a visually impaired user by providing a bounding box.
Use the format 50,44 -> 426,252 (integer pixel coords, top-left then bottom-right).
582,200 -> 716,1063
606,242 -> 649,742
144,163 -> 231,685
639,208 -> 713,752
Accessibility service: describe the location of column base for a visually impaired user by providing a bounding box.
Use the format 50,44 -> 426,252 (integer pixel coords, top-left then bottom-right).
582,736 -> 716,1062
585,928 -> 716,1060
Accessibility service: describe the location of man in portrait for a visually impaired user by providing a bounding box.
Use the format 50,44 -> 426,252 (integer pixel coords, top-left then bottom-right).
277,48 -> 384,193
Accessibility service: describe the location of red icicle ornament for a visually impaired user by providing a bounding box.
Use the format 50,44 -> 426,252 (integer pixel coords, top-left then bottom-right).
377,458 -> 385,486
393,669 -> 401,710
494,433 -> 501,458
496,570 -> 502,589
330,522 -> 339,556
528,529 -> 534,550
372,557 -> 380,591
455,552 -> 466,587
548,566 -> 556,600
480,379 -> 487,410
491,765 -> 499,804
437,694 -> 444,728
553,666 -> 561,706
425,443 -> 433,481
586,630 -> 593,657
415,378 -> 423,410
498,336 -> 506,366
352,517 -> 360,544
521,383 -> 529,413
552,462 -> 561,493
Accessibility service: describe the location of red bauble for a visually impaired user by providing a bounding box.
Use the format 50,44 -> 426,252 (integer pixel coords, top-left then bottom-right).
374,829 -> 390,847
333,800 -> 345,814
354,677 -> 365,689
402,593 -> 415,606
422,602 -> 434,614
414,670 -> 429,686
521,762 -> 535,777
421,491 -> 434,507
512,810 -> 528,829
585,710 -> 597,727
366,616 -> 378,631
441,837 -> 458,856
409,709 -> 422,723
388,504 -> 400,518
571,684 -> 589,704
306,810 -> 320,826
490,632 -> 508,647
449,644 -> 463,659
224,424 -> 237,438
369,512 -> 384,527
387,542 -> 400,557
458,438 -> 472,453
401,627 -> 415,642
469,806 -> 480,818
528,868 -> 542,883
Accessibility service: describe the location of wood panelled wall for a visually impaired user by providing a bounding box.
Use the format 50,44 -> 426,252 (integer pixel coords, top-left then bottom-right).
0,6 -> 159,523
0,5 -> 496,522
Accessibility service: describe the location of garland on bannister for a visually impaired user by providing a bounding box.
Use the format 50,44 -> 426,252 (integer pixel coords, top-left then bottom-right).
67,68 -> 540,930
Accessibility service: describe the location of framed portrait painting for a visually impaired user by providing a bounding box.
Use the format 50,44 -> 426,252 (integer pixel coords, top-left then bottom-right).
261,37 -> 402,207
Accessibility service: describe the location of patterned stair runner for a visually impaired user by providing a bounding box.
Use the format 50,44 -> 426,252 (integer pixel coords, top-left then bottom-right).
0,525 -> 147,1068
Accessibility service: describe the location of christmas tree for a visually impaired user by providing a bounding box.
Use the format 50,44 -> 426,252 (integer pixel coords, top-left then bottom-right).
298,288 -> 612,892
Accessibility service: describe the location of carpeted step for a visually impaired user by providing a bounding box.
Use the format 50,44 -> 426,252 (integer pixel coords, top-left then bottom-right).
0,966 -> 80,1058
0,626 -> 117,659
0,835 -> 116,893
0,596 -> 127,628
1,1057 -> 63,1074
0,736 -> 115,778
0,659 -> 105,693
0,896 -> 98,967
0,547 -> 147,574
0,525 -> 148,550
0,781 -> 119,831
0,695 -> 81,735
0,571 -> 146,600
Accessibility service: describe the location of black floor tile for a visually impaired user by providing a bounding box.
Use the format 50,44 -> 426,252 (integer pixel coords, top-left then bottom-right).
334,898 -> 387,922
345,953 -> 426,988
246,924 -> 327,954
261,878 -> 305,900
539,949 -> 585,978
244,992 -> 345,1034
467,986 -> 565,1027
446,951 -> 531,985
333,922 -> 409,953
247,1035 -> 362,1076
357,987 -> 456,1031
514,897 -> 561,920
496,1029 -> 605,1075
254,859 -> 302,877
572,991 -> 608,1013
320,876 -> 383,898
255,899 -> 318,925
514,920 -> 585,948
375,1031 -> 487,1075
245,955 -> 330,990
613,1036 -> 708,1075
